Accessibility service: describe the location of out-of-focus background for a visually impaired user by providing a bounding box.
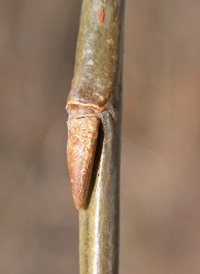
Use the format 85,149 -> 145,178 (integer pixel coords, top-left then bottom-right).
1,1 -> 200,273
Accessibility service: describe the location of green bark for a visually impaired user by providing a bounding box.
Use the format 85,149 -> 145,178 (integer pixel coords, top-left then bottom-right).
69,0 -> 124,273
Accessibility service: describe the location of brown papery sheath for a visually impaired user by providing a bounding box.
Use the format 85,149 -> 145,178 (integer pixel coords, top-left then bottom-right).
66,0 -> 122,210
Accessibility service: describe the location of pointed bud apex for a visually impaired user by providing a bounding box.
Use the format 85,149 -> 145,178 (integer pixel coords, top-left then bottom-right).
67,109 -> 99,210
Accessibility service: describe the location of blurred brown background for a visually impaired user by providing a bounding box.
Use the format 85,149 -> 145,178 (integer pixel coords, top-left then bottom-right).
1,1 -> 200,273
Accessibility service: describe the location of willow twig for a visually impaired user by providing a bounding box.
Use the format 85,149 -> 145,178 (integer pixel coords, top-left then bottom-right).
66,1 -> 124,273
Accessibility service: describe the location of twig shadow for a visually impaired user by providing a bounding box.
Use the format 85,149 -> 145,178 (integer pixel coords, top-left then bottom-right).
84,120 -> 104,209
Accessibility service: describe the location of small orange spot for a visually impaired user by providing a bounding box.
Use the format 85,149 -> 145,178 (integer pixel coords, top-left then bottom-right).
98,8 -> 104,23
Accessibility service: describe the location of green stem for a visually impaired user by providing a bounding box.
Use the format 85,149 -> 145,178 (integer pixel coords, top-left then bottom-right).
77,1 -> 124,273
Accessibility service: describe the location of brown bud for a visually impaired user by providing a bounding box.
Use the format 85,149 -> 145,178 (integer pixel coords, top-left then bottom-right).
67,108 -> 99,210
